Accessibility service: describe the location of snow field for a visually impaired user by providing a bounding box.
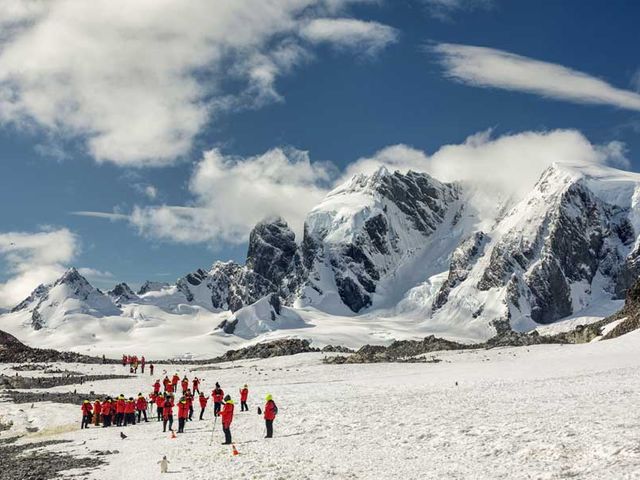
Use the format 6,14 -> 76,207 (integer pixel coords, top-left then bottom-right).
2,331 -> 640,478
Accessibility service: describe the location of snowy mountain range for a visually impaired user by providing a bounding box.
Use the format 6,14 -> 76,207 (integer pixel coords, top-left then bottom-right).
3,162 -> 640,357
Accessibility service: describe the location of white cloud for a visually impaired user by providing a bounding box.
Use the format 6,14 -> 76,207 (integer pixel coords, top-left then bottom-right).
84,129 -> 630,248
300,18 -> 398,55
0,228 -> 79,308
344,129 -> 630,202
0,0 -> 394,167
129,148 -> 335,244
77,267 -> 114,280
432,43 -> 640,111
71,211 -> 130,221
421,0 -> 493,21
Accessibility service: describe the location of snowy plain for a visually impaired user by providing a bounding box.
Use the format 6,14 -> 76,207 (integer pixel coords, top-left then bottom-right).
2,330 -> 640,479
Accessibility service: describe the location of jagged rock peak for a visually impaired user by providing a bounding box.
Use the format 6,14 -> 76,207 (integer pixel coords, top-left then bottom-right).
246,216 -> 297,286
137,281 -> 169,295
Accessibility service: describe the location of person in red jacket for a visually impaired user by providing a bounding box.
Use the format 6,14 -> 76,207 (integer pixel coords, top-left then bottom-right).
264,394 -> 278,438
239,384 -> 249,412
136,393 -> 148,422
212,383 -> 224,417
220,395 -> 234,445
93,399 -> 102,426
171,373 -> 180,391
141,355 -> 146,374
124,397 -> 136,426
162,376 -> 170,392
185,390 -> 194,421
192,377 -> 200,394
115,395 -> 126,426
177,397 -> 189,433
162,396 -> 174,432
101,398 -> 113,427
198,392 -> 208,420
81,400 -> 93,429
155,393 -> 165,421
181,376 -> 189,394
166,381 -> 174,394
153,380 -> 161,395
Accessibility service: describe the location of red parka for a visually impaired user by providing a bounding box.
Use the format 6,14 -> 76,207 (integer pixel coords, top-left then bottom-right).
264,400 -> 277,420
93,401 -> 101,413
220,401 -> 234,428
116,398 -> 126,414
240,388 -> 248,401
198,395 -> 208,408
125,400 -> 136,414
136,397 -> 147,411
101,401 -> 112,416
177,401 -> 189,419
192,378 -> 200,390
155,395 -> 165,409
212,389 -> 224,403
81,402 -> 93,415
181,379 -> 189,391
153,381 -> 161,394
163,401 -> 173,419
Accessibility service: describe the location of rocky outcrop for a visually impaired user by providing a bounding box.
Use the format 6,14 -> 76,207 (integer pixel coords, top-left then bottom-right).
601,277 -> 640,339
137,281 -> 169,295
301,168 -> 459,312
433,232 -> 487,311
0,329 -> 117,364
107,283 -> 138,305
206,338 -> 317,363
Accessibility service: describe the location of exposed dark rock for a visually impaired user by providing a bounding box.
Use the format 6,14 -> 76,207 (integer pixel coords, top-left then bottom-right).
3,390 -> 112,405
0,373 -> 131,390
0,329 -> 118,364
246,217 -> 298,286
0,438 -> 105,480
137,281 -> 169,295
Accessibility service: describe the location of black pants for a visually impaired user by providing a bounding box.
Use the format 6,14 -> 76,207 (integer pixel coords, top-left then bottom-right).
157,406 -> 163,421
188,405 -> 193,420
115,413 -> 123,426
124,413 -> 135,426
214,402 -> 221,416
241,401 -> 248,411
265,419 -> 273,438
137,410 -> 148,422
178,418 -> 186,433
222,426 -> 232,444
199,407 -> 205,420
102,414 -> 111,427
163,416 -> 173,432
81,414 -> 91,429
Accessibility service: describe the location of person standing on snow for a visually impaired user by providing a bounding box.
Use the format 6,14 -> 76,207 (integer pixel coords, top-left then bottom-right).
141,355 -> 146,374
177,397 -> 189,433
101,398 -> 113,427
149,363 -> 154,376
162,395 -> 174,432
264,394 -> 278,438
115,395 -> 126,426
136,393 -> 148,422
156,393 -> 165,421
153,379 -> 161,395
220,395 -> 235,445
198,392 -> 208,420
162,376 -> 170,392
124,397 -> 136,426
239,385 -> 249,412
171,373 -> 180,391
81,400 -> 93,429
181,376 -> 189,395
93,399 -> 102,426
192,376 -> 200,395
212,383 -> 224,417
185,390 -> 194,421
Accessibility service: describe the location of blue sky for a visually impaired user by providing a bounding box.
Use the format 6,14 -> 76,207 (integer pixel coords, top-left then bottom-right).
0,0 -> 639,306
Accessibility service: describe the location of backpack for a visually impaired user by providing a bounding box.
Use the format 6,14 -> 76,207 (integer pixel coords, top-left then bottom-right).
272,401 -> 278,415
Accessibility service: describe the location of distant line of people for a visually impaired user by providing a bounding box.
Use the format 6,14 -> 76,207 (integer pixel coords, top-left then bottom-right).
121,354 -> 153,375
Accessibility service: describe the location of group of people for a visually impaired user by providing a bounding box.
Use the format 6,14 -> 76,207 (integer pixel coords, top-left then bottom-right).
121,354 -> 153,375
80,369 -> 278,445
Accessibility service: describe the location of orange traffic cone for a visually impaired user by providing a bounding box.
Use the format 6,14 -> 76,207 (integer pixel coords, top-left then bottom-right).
232,444 -> 239,456
171,430 -> 176,439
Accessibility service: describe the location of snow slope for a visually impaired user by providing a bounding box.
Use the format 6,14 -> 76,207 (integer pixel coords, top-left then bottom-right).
2,330 -> 640,479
